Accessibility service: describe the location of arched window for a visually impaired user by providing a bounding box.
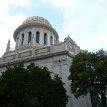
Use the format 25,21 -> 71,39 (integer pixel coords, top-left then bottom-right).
50,36 -> 53,45
28,32 -> 32,43
44,33 -> 47,45
21,34 -> 24,46
36,31 -> 40,43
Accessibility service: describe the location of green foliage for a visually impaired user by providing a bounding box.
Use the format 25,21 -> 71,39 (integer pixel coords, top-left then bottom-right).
0,63 -> 68,107
68,49 -> 107,107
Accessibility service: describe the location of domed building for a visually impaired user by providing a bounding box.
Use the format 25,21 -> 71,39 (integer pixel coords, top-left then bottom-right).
0,16 -> 92,107
13,16 -> 59,50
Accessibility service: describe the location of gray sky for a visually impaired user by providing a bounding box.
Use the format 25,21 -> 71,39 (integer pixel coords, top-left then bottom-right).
0,0 -> 107,57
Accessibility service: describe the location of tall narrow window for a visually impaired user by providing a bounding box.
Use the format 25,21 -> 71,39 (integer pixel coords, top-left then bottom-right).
21,34 -> 24,46
44,33 -> 47,45
50,36 -> 53,45
36,31 -> 40,43
28,32 -> 32,43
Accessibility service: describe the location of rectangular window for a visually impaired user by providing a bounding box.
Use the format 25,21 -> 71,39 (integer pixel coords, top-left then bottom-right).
44,33 -> 47,45
36,32 -> 40,43
50,36 -> 53,45
21,34 -> 24,45
28,32 -> 32,43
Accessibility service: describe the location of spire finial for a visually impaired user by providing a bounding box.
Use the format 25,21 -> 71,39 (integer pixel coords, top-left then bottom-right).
6,39 -> 10,52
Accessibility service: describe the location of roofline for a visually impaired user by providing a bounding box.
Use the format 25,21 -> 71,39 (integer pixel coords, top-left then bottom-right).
13,23 -> 59,42
0,50 -> 73,67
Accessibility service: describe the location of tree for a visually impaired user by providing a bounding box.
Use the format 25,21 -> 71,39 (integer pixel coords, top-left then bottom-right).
68,50 -> 107,107
0,63 -> 68,107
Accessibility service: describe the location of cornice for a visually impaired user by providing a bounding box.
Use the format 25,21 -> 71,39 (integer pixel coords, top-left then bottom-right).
13,23 -> 59,42
0,50 -> 73,67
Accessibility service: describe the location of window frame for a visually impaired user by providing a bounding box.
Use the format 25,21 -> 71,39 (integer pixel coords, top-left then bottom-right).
36,31 -> 40,43
44,33 -> 47,45
28,31 -> 32,43
21,33 -> 24,46
50,36 -> 53,45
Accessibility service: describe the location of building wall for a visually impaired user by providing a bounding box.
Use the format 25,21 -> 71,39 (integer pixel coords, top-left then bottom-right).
15,26 -> 56,49
0,41 -> 92,107
0,16 -> 92,107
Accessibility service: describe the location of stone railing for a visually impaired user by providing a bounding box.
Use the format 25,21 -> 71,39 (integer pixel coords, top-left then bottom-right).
0,42 -> 68,64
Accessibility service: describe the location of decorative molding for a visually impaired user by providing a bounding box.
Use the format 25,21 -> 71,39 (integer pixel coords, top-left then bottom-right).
35,47 -> 50,55
18,51 -> 32,58
3,55 -> 16,62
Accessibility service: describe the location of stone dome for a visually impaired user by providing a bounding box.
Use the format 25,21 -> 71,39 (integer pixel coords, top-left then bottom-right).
22,16 -> 52,27
13,16 -> 59,48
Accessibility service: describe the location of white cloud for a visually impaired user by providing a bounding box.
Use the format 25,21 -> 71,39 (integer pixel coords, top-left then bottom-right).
0,0 -> 107,56
81,32 -> 107,52
0,0 -> 32,56
8,0 -> 31,7
42,0 -> 71,10
0,0 -> 31,8
0,14 -> 28,56
42,0 -> 107,52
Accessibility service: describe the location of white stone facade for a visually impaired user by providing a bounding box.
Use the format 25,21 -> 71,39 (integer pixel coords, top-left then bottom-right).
0,16 -> 92,107
13,16 -> 59,50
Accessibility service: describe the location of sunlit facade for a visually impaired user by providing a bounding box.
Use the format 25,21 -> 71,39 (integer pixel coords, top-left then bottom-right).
0,16 -> 92,107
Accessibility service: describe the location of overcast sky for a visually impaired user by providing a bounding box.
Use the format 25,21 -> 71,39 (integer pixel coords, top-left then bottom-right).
0,0 -> 107,57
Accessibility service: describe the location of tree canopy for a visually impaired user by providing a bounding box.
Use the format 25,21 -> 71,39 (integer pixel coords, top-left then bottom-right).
0,63 -> 68,107
68,50 -> 107,107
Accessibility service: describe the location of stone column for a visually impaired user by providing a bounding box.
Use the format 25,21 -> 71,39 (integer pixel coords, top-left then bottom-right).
40,29 -> 43,45
47,32 -> 50,46
6,39 -> 10,52
32,28 -> 36,46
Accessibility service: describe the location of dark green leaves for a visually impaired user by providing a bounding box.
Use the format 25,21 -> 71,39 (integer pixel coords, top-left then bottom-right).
0,63 -> 68,107
69,49 -> 107,107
